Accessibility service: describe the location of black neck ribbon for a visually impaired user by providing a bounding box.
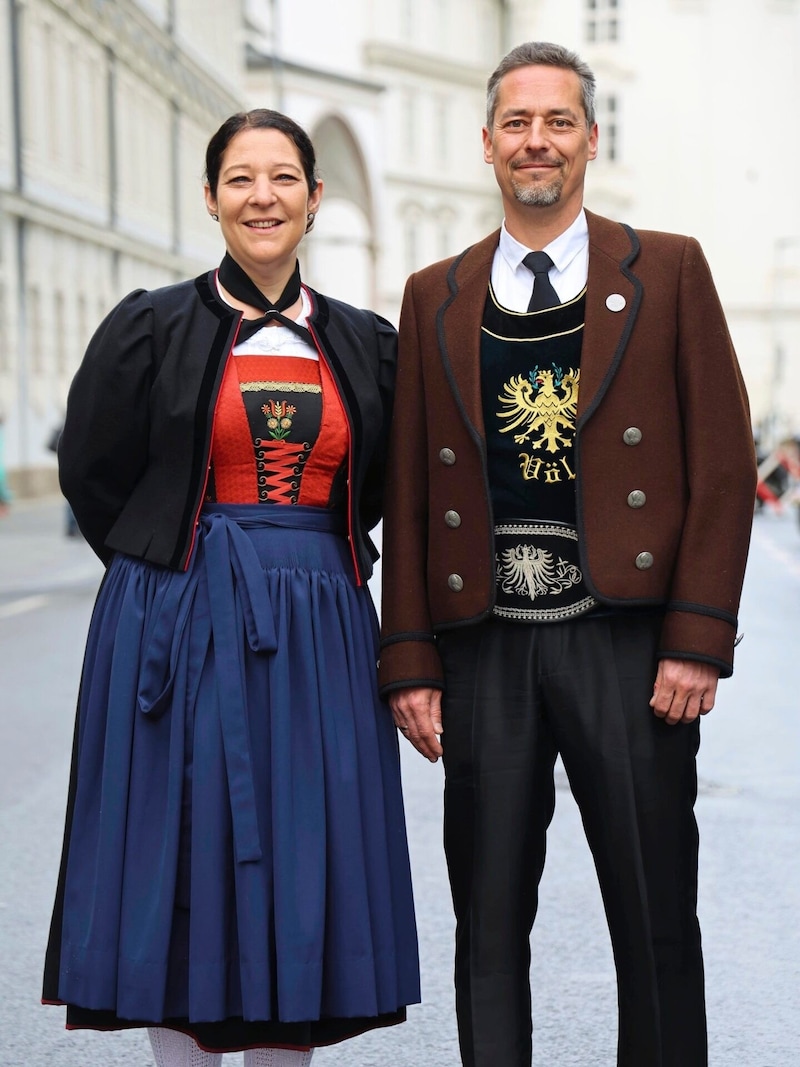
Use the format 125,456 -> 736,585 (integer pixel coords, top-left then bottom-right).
217,253 -> 310,343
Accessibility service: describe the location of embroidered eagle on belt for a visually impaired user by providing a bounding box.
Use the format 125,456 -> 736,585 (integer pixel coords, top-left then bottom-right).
496,544 -> 583,602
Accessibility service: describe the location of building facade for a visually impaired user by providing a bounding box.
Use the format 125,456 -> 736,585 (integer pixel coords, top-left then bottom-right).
243,0 -> 511,317
245,0 -> 800,450
2,0 -> 799,491
550,0 -> 800,450
0,0 -> 242,491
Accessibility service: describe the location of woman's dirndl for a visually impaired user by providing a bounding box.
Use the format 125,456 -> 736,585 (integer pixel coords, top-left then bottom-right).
50,502 -> 420,1048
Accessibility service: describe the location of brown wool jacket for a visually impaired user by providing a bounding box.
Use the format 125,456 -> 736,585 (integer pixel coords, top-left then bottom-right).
378,210 -> 757,693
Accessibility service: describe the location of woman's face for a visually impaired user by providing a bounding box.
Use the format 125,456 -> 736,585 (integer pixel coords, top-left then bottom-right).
205,127 -> 322,282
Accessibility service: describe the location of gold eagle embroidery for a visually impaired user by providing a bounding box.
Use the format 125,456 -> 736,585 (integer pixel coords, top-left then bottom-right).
497,366 -> 579,452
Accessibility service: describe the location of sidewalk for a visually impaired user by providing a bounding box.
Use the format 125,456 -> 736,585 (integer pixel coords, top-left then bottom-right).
0,495 -> 103,603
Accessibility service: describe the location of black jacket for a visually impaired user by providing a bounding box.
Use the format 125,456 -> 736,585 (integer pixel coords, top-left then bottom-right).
59,270 -> 397,580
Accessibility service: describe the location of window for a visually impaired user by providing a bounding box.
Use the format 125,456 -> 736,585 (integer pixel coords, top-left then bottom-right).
436,208 -> 457,259
402,89 -> 418,165
596,93 -> 620,163
0,282 -> 8,376
435,95 -> 449,168
400,0 -> 415,41
404,217 -> 420,276
433,0 -> 449,40
54,292 -> 67,376
586,0 -> 620,44
77,294 -> 88,353
28,288 -> 43,375
401,203 -> 424,275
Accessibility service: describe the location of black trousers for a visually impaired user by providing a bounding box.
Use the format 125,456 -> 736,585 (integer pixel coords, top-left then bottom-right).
439,613 -> 707,1067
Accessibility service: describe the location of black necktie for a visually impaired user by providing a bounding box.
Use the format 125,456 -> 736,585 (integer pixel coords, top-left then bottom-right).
523,251 -> 560,312
217,254 -> 310,342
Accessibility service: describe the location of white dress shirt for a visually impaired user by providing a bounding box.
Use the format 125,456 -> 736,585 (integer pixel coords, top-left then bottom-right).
490,210 -> 590,312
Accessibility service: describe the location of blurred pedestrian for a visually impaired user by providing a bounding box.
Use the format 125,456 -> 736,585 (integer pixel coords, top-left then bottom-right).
0,415 -> 11,516
43,108 -> 419,1067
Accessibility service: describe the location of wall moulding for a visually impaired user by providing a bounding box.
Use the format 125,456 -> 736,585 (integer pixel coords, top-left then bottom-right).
0,189 -> 200,276
363,42 -> 486,89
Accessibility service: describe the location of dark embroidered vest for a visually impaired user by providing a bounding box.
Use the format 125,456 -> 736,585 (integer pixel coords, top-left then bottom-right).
481,284 -> 586,524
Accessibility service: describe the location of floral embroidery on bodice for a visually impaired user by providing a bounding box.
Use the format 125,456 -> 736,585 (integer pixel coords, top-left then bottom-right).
208,353 -> 349,508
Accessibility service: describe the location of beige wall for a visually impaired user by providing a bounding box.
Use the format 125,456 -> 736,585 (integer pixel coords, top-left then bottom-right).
0,0 -> 243,488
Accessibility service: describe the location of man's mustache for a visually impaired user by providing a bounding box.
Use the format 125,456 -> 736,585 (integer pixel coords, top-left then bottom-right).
510,156 -> 564,170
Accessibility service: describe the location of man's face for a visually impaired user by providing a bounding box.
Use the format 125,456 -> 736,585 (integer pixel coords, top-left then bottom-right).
482,65 -> 598,217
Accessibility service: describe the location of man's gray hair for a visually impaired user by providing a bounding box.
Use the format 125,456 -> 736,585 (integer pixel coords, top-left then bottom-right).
486,42 -> 597,129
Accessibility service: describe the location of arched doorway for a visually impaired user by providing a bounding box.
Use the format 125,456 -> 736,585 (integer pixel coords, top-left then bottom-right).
304,115 -> 375,309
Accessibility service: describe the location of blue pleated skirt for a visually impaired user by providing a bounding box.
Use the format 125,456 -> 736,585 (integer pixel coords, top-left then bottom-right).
55,504 -> 420,1028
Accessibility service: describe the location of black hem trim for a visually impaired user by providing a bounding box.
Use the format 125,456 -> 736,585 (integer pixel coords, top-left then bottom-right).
56,1005 -> 407,1052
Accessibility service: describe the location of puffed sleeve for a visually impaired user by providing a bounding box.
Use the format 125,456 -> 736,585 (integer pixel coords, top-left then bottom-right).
59,290 -> 155,563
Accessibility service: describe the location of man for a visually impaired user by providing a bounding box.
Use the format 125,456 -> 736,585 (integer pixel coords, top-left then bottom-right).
379,41 -> 756,1067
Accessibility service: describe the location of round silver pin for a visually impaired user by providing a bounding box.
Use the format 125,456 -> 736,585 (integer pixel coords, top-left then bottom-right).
606,293 -> 626,312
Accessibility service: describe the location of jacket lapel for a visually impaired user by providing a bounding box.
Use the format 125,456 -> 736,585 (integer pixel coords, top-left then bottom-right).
436,231 -> 499,437
578,210 -> 641,423
434,214 -> 643,436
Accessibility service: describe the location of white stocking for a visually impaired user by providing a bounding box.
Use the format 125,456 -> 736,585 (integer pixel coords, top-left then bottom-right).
243,1049 -> 313,1067
148,1027 -> 223,1067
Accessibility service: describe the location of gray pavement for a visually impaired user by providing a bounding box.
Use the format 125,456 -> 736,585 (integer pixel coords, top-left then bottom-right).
0,496 -> 798,1065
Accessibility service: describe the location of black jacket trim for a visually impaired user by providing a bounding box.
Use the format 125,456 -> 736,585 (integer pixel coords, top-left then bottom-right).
657,650 -> 732,679
379,678 -> 446,697
59,271 -> 397,581
665,600 -> 738,627
380,631 -> 437,648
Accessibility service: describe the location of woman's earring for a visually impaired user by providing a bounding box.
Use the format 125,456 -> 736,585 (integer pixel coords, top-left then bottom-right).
211,213 -> 219,221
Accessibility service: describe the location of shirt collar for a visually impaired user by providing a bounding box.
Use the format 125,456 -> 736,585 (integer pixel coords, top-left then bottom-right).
498,209 -> 589,274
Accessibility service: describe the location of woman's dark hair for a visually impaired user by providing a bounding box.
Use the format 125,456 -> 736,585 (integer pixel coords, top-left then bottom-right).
205,109 -> 319,197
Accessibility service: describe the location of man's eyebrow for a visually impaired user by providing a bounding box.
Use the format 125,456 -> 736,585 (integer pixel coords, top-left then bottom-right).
497,106 -> 580,121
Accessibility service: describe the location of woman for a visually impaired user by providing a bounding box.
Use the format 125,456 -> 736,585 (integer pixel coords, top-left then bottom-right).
42,109 -> 420,1067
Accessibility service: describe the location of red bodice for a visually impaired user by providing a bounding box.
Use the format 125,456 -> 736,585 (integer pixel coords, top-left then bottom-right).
207,354 -> 349,507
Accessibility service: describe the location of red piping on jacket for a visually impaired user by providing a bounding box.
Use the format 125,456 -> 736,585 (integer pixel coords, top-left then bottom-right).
183,278 -> 242,571
305,290 -> 362,587
182,282 -> 362,585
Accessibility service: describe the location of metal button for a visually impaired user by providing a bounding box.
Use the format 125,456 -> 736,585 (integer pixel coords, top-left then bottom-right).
439,447 -> 456,465
447,573 -> 464,592
444,510 -> 462,528
627,490 -> 646,509
635,552 -> 654,570
623,426 -> 642,446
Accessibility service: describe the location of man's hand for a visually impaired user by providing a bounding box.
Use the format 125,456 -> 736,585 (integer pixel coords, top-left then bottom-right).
389,687 -> 443,762
650,658 -> 720,725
